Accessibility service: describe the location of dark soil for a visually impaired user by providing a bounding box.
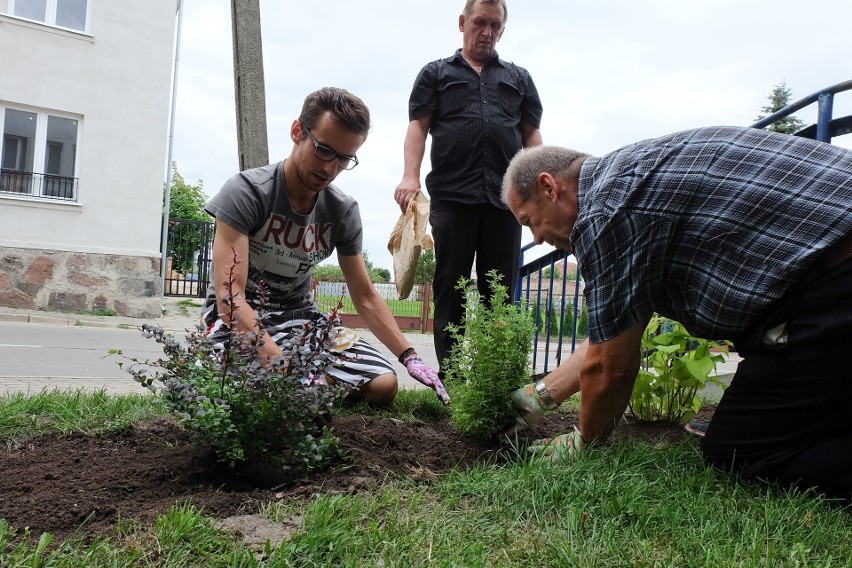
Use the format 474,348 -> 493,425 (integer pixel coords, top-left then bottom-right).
0,407 -> 714,542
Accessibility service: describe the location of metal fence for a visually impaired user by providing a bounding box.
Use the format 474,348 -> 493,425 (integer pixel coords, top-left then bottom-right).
164,218 -> 435,331
0,168 -> 78,201
164,218 -> 214,297
515,245 -> 585,375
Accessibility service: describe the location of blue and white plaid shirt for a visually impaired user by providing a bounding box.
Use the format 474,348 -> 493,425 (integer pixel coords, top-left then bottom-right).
573,126 -> 852,343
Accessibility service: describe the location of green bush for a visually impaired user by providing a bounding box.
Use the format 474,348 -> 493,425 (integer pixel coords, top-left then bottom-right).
629,315 -> 730,424
166,163 -> 208,275
121,251 -> 348,470
444,271 -> 535,439
576,302 -> 589,337
561,301 -> 574,335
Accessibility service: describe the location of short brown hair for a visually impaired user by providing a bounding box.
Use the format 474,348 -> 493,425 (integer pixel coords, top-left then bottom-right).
298,87 -> 371,139
463,0 -> 507,22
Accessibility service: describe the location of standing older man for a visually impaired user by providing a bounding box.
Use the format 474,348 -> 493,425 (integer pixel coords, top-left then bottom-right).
502,126 -> 852,500
394,0 -> 543,377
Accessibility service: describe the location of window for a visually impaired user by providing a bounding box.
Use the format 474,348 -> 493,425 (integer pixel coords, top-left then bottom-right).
10,0 -> 88,32
1,105 -> 81,201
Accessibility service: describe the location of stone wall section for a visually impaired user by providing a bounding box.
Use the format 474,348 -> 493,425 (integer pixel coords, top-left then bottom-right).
0,247 -> 162,318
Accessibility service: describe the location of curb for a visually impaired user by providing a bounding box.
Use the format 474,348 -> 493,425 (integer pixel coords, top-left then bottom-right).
0,311 -> 195,333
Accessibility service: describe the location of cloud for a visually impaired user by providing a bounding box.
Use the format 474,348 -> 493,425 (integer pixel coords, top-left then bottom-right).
172,0 -> 852,272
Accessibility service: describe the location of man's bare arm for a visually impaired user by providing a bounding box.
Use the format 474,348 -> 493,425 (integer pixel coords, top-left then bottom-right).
211,219 -> 282,361
579,320 -> 649,442
394,115 -> 431,212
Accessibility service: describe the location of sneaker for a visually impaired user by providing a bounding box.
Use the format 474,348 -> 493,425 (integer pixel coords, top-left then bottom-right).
684,419 -> 709,438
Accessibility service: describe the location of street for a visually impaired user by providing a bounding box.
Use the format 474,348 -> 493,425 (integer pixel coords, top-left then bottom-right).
0,318 -> 435,396
0,316 -> 736,400
0,321 -> 157,395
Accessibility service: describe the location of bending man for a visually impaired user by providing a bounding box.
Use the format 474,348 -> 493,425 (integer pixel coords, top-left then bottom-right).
503,126 -> 852,500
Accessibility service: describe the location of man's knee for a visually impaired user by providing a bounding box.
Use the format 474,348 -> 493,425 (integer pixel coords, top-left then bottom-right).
350,372 -> 398,406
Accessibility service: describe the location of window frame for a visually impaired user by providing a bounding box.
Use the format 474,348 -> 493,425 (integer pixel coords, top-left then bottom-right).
1,104 -> 83,203
8,0 -> 90,33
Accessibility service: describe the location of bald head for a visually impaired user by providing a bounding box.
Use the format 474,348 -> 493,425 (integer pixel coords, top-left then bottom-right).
501,145 -> 589,205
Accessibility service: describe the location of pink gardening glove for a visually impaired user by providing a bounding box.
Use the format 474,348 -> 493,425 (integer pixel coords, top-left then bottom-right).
404,356 -> 451,405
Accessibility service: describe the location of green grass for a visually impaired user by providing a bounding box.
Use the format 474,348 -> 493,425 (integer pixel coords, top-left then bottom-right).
174,298 -> 203,318
90,308 -> 118,317
315,294 -> 434,319
1,390 -> 850,567
0,388 -> 164,442
334,387 -> 451,422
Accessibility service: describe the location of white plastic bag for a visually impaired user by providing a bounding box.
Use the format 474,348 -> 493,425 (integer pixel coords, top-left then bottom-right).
387,189 -> 434,300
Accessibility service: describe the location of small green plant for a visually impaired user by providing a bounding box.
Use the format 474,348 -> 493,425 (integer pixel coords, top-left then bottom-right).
576,302 -> 589,338
444,270 -> 535,439
175,299 -> 201,317
561,301 -> 574,336
629,315 -> 730,424
119,249 -> 349,470
91,308 -> 117,317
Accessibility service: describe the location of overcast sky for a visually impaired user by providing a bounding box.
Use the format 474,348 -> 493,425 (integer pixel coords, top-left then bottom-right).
170,0 -> 852,272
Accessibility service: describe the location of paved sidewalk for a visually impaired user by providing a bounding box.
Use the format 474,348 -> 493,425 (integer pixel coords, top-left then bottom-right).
0,297 -> 439,396
0,297 -> 740,399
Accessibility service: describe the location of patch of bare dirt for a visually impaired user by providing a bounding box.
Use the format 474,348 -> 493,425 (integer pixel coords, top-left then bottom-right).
0,408 -> 712,542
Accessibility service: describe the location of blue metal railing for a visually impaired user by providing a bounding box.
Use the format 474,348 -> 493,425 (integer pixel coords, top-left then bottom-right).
516,79 -> 852,374
515,244 -> 584,374
750,79 -> 852,142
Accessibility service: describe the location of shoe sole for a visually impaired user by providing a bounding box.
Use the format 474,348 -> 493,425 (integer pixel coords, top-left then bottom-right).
684,420 -> 709,438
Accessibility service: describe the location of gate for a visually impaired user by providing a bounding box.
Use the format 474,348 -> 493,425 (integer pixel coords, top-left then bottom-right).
165,218 -> 214,297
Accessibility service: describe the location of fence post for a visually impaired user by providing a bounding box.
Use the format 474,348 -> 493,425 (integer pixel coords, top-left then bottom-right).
420,282 -> 432,333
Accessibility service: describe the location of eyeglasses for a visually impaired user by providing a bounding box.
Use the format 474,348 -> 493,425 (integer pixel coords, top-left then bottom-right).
299,121 -> 359,170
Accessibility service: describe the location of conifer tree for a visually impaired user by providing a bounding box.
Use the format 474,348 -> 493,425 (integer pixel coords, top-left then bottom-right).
754,82 -> 806,134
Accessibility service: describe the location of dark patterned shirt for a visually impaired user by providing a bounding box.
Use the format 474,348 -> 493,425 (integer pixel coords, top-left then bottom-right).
408,49 -> 543,207
573,126 -> 852,343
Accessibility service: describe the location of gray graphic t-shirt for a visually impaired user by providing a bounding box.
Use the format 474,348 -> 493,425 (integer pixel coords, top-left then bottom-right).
203,161 -> 362,312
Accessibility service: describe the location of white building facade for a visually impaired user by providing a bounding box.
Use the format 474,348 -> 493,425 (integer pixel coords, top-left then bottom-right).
0,0 -> 178,317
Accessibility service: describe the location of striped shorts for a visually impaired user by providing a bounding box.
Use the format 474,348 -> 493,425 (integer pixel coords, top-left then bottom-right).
203,305 -> 395,388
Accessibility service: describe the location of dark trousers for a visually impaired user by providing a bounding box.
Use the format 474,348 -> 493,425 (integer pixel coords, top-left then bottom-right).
429,200 -> 522,372
701,257 -> 852,501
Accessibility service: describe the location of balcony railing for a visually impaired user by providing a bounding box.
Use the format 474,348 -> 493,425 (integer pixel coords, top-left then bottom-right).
0,168 -> 78,201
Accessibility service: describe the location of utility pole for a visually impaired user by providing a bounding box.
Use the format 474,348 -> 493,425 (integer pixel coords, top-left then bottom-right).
230,0 -> 269,170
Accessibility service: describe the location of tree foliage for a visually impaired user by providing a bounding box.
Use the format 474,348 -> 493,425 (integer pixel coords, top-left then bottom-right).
166,163 -> 208,275
362,251 -> 391,283
754,82 -> 806,134
311,251 -> 391,283
576,302 -> 589,338
166,162 -> 207,221
561,301 -> 575,335
542,266 -> 561,280
415,249 -> 436,284
313,264 -> 344,281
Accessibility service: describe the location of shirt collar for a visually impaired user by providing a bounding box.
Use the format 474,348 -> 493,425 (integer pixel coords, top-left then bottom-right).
446,48 -> 503,69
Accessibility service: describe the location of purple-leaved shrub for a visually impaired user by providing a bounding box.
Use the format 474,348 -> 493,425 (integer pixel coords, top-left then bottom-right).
119,249 -> 350,470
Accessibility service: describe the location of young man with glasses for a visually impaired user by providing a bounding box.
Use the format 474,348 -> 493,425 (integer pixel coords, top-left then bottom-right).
202,87 -> 448,406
